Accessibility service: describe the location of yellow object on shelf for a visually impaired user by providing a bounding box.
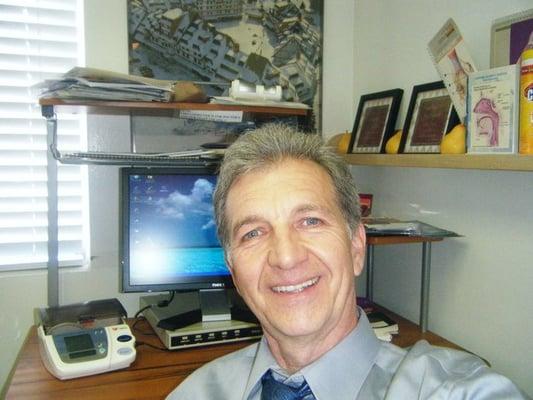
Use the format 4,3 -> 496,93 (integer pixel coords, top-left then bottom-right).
441,124 -> 466,154
519,32 -> 533,154
385,130 -> 402,154
337,131 -> 351,154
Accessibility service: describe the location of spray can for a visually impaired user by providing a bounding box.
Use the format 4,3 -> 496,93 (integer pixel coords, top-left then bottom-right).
519,32 -> 533,154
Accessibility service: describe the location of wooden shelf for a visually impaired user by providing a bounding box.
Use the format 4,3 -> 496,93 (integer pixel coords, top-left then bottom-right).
342,153 -> 533,172
38,98 -> 309,116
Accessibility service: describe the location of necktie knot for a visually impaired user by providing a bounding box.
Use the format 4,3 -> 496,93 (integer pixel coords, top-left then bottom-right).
260,369 -> 313,400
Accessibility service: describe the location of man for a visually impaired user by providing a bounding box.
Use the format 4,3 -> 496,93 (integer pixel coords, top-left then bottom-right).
166,124 -> 528,399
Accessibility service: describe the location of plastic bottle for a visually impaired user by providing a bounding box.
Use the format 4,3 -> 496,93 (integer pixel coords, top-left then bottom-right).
519,32 -> 533,154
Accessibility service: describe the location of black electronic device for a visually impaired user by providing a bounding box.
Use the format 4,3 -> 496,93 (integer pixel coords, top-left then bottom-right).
119,167 -> 260,343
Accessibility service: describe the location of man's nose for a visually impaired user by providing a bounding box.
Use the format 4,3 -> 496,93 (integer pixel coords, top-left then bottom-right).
267,227 -> 307,269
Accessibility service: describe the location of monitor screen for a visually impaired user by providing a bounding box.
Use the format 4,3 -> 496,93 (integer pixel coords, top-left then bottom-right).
120,167 -> 233,293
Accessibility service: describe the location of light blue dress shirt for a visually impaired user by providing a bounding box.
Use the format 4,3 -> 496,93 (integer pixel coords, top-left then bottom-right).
166,310 -> 529,399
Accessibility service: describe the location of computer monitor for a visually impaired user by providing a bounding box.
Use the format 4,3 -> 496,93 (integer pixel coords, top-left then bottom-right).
119,166 -> 250,329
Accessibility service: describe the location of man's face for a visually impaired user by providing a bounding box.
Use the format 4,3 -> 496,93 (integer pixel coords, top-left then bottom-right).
225,158 -> 365,343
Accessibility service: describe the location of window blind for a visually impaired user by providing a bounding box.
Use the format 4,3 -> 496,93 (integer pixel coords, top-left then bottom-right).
0,0 -> 89,271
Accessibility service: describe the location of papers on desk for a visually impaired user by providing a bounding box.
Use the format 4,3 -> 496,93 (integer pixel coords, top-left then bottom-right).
367,311 -> 399,342
357,299 -> 399,342
364,220 -> 459,238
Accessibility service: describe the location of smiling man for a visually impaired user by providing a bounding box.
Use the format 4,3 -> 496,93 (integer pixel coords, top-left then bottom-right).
224,155 -> 365,375
166,124 -> 528,400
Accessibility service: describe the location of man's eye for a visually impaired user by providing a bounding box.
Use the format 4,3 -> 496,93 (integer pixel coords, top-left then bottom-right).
303,217 -> 321,227
243,229 -> 260,241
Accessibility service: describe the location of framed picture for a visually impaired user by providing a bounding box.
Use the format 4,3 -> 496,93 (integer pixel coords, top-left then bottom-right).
399,81 -> 459,153
348,89 -> 403,153
127,0 -> 324,142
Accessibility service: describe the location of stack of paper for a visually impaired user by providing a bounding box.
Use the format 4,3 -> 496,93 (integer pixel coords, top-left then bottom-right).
35,67 -> 205,103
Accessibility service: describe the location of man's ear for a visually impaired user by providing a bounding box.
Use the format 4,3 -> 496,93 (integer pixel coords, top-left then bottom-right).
224,252 -> 233,272
225,253 -> 242,296
350,223 -> 366,277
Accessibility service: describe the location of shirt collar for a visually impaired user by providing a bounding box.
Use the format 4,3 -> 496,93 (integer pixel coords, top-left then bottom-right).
243,307 -> 382,400
243,336 -> 278,399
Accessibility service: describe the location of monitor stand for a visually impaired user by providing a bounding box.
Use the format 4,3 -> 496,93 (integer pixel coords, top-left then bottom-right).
139,291 -> 261,349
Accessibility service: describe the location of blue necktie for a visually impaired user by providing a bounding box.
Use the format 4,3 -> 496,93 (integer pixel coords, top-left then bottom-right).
260,369 -> 314,400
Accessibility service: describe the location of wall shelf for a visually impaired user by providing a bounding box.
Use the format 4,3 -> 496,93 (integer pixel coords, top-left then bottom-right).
38,98 -> 310,116
39,98 -> 310,166
342,153 -> 533,172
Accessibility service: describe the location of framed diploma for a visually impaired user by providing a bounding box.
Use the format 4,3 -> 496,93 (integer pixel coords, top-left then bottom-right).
399,81 -> 460,153
349,89 -> 403,153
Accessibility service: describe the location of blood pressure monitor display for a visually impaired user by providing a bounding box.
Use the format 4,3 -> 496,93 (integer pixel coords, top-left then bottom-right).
63,334 -> 97,359
53,328 -> 108,363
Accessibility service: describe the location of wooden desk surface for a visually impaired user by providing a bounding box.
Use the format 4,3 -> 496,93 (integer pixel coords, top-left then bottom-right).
5,307 -> 463,400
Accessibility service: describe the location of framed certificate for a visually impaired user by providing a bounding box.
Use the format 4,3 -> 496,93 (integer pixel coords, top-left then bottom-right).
349,89 -> 403,153
399,81 -> 460,153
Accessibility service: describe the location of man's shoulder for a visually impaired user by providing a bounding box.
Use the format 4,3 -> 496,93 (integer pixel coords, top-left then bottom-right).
395,339 -> 496,384
165,341 -> 259,400
406,340 -> 487,372
374,338 -> 484,377
384,340 -> 528,399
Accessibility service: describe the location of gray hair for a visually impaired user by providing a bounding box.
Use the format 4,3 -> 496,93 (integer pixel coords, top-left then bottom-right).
213,124 -> 361,251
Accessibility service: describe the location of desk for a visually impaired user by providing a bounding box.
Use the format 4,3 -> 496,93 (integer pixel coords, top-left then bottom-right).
365,235 -> 445,333
5,307 -> 464,400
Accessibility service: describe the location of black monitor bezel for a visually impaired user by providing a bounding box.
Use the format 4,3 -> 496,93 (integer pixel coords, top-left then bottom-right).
119,166 -> 234,293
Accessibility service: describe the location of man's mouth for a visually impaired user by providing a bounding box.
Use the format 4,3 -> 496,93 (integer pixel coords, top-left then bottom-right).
272,277 -> 319,293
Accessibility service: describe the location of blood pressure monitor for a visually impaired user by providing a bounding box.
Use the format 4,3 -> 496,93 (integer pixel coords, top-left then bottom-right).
36,299 -> 137,380
38,324 -> 136,380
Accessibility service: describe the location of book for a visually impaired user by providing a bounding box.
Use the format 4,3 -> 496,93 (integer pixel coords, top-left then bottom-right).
466,64 -> 519,154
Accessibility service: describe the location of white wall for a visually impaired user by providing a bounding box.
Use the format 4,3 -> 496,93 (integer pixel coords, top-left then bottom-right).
349,0 -> 533,396
1,0 -> 532,397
